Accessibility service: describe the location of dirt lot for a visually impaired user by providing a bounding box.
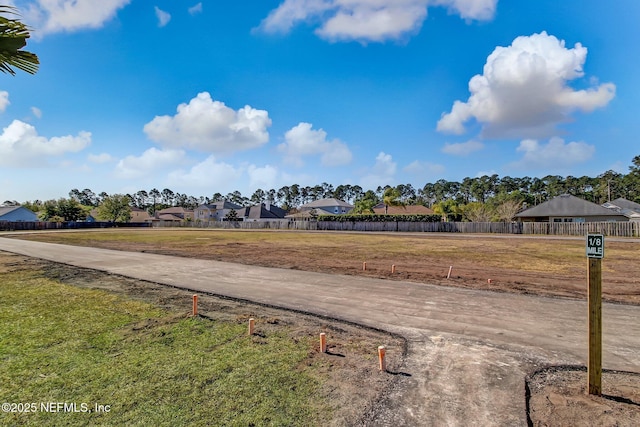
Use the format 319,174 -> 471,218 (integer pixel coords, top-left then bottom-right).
5,230 -> 640,425
15,230 -> 640,304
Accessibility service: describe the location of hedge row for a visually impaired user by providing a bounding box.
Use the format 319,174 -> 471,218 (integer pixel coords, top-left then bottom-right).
317,214 -> 442,222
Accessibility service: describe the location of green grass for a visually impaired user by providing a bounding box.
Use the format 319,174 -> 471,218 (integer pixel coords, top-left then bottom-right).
0,267 -> 326,426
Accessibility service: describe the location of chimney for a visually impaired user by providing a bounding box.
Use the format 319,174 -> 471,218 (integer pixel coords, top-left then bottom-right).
265,201 -> 271,211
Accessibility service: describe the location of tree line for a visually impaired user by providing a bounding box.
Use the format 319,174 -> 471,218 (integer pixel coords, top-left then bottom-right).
7,155 -> 639,223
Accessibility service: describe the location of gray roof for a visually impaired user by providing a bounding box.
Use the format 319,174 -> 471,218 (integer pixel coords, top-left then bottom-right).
607,198 -> 640,211
243,204 -> 287,220
515,194 -> 623,218
202,200 -> 243,210
603,198 -> 640,219
0,206 -> 20,216
0,206 -> 38,221
299,198 -> 353,209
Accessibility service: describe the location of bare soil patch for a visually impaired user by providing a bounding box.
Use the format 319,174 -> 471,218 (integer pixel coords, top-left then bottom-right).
527,366 -> 640,426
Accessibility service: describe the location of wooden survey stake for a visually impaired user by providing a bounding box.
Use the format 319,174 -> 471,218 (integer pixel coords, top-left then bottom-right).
586,234 -> 603,396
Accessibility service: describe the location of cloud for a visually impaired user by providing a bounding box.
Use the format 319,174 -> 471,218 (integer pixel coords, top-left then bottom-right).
154,6 -> 171,27
258,0 -> 497,42
188,3 -> 202,15
167,155 -> 243,191
441,139 -> 484,155
87,153 -> 114,163
437,31 -> 615,138
277,122 -> 352,167
143,92 -> 271,153
30,107 -> 42,119
22,0 -> 131,35
404,160 -> 445,176
115,147 -> 185,179
247,164 -> 279,191
0,120 -> 90,167
509,136 -> 595,171
360,151 -> 396,188
433,0 -> 498,21
0,91 -> 9,112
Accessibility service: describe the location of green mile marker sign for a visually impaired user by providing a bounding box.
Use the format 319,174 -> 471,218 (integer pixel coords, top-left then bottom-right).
586,234 -> 604,259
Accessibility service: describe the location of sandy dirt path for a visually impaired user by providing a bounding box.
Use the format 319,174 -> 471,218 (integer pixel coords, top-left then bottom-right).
2,237 -> 639,425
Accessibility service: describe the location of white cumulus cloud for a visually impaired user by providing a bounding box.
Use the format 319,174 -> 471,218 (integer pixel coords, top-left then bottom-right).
433,0 -> 497,21
259,0 -> 497,42
21,0 -> 131,35
154,6 -> 171,27
143,92 -> 271,154
248,164 -> 279,191
277,122 -> 352,167
441,139 -> 484,155
0,120 -> 90,167
509,136 -> 595,171
167,155 -> 243,191
87,153 -> 114,163
115,147 -> 185,179
360,151 -> 396,189
437,31 -> 615,138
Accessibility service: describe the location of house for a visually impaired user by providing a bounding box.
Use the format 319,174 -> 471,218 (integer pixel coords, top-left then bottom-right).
241,203 -> 288,222
0,206 -> 38,222
156,207 -> 194,221
298,198 -> 353,215
194,201 -> 243,221
151,213 -> 184,225
372,203 -> 435,215
515,194 -> 628,223
130,207 -> 153,223
603,198 -> 640,221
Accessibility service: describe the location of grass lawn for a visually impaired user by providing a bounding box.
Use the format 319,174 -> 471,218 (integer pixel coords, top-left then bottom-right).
0,263 -> 327,426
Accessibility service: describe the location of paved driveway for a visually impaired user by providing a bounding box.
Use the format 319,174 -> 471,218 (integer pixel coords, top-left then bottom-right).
2,237 -> 639,425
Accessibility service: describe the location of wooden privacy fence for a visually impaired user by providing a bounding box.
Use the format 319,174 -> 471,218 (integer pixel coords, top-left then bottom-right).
177,220 -> 640,237
3,219 -> 638,237
521,221 -> 640,237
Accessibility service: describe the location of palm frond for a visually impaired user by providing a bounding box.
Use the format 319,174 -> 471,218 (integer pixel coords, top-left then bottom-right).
0,5 -> 39,75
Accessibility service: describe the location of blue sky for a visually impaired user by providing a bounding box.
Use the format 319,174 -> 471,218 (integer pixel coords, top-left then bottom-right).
1,0 -> 638,202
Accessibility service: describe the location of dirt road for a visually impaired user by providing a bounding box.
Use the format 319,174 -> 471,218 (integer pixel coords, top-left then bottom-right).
1,237 -> 639,425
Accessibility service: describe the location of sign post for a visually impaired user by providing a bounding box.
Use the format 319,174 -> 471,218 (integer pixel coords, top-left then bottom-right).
586,233 -> 603,395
